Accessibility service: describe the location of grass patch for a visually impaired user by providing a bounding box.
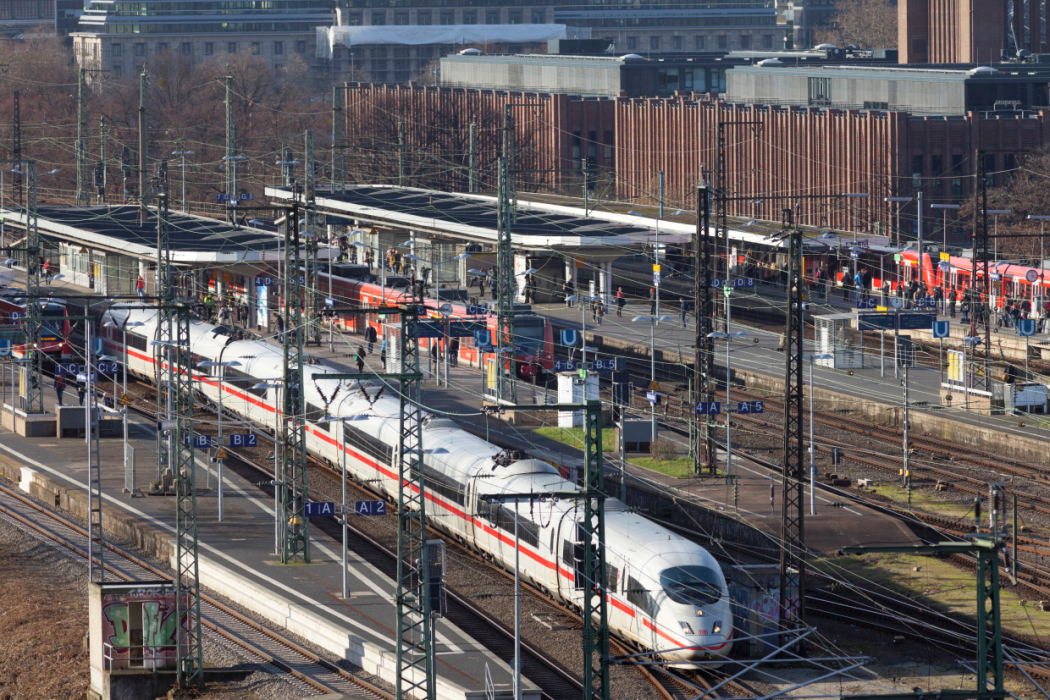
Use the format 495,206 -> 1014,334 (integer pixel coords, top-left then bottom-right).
864,482 -> 974,519
534,427 -> 615,451
630,456 -> 698,479
815,552 -> 1050,643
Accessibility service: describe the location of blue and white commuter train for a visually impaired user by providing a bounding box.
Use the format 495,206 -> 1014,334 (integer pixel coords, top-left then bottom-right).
100,304 -> 734,665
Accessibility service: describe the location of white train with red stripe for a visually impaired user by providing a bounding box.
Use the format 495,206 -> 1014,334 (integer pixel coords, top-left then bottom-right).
101,303 -> 734,666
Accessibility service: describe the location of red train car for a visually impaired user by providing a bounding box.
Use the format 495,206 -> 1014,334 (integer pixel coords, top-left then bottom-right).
897,250 -> 1050,310
0,292 -> 71,361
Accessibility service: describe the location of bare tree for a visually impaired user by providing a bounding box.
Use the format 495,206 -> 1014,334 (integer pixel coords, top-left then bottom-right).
813,0 -> 898,49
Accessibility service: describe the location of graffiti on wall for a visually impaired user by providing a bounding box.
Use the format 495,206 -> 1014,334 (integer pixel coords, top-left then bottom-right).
100,585 -> 185,670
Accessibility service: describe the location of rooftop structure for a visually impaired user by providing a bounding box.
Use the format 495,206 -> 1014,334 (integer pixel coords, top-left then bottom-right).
726,63 -> 1050,116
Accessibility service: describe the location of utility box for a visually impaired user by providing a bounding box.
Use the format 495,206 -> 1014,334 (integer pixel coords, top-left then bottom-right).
616,419 -> 654,452
557,371 -> 598,427
814,313 -> 863,369
89,581 -> 185,700
725,565 -> 799,657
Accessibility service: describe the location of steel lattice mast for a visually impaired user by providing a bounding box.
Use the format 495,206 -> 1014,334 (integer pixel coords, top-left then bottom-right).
20,161 -> 42,414
331,86 -> 346,195
304,130 -> 320,346
281,195 -> 310,563
692,185 -> 716,475
77,69 -> 89,205
581,401 -> 611,699
495,155 -> 516,404
395,302 -> 434,700
779,222 -> 806,644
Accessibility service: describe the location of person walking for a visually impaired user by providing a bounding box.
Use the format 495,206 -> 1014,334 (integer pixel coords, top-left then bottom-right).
948,288 -> 957,318
615,287 -> 625,317
136,275 -> 146,297
595,298 -> 605,326
53,374 -> 65,405
355,346 -> 366,373
365,325 -> 377,354
274,313 -> 285,343
449,338 -> 460,367
649,286 -> 657,314
77,381 -> 86,406
680,297 -> 689,328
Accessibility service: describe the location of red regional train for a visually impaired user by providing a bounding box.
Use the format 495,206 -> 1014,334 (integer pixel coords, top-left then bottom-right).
0,289 -> 72,361
895,250 -> 1050,309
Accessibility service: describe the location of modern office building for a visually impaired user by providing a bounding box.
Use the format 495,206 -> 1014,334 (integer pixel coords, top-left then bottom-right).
71,0 -> 334,78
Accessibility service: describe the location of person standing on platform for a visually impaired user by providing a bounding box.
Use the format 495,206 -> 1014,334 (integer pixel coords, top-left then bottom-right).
680,297 -> 689,328
355,346 -> 366,373
77,381 -> 86,406
365,325 -> 377,354
136,275 -> 145,297
649,286 -> 657,314
616,287 -> 625,317
449,338 -> 459,367
53,374 -> 65,405
274,313 -> 284,343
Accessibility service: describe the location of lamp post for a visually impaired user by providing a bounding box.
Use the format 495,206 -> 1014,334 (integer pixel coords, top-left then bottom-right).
1028,215 -> 1050,316
986,209 -> 1012,265
633,314 -> 674,443
803,353 -> 833,514
325,412 -> 368,599
198,360 -> 241,521
930,203 -> 960,257
253,378 -> 284,554
883,196 -> 913,249
707,329 -> 749,479
171,149 -> 194,213
629,209 -> 686,324
568,294 -> 601,366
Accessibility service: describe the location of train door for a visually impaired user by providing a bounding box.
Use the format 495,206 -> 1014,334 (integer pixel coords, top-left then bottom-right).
554,512 -> 579,603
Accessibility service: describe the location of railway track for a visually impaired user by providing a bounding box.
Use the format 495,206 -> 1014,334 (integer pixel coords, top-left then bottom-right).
0,479 -> 391,699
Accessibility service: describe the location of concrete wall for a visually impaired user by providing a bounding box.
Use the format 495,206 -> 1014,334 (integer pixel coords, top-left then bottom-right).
441,57 -> 624,95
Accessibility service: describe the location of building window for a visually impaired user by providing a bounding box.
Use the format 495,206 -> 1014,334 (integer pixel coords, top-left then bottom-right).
657,68 -> 680,92
912,155 -> 923,190
113,65 -> 122,78
695,36 -> 705,50
762,34 -> 773,48
395,59 -> 410,70
808,76 -> 832,105
418,11 -> 431,24
672,35 -> 682,50
112,43 -> 122,57
134,42 -> 144,57
372,11 -> 386,25
463,11 -> 475,24
717,35 -> 727,49
180,42 -> 191,55
508,11 -> 521,24
395,12 -> 408,25
951,154 -> 964,198
228,42 -> 237,53
931,155 -> 943,194
157,42 -> 168,52
418,47 -> 432,59
348,12 -> 361,25
274,41 -> 283,55
441,12 -> 454,24
649,36 -> 660,50
740,35 -> 751,49
204,42 -> 213,56
863,101 -> 889,110
486,11 -> 500,24
394,48 -> 409,58
627,36 -> 637,50
251,42 -> 260,55
295,40 -> 306,54
532,10 -> 545,23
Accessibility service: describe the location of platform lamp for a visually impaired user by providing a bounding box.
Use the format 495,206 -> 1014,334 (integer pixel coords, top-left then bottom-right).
839,193 -> 869,242
706,330 -> 749,479
987,209 -> 1012,265
324,412 -> 369,600
252,378 -> 285,554
633,314 -> 674,445
1028,214 -> 1050,316
883,197 -> 912,249
930,203 -> 960,257
171,149 -> 195,213
197,360 -> 240,521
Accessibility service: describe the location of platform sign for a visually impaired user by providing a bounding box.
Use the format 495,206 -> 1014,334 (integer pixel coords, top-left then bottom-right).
932,320 -> 951,339
940,252 -> 950,261
229,433 -> 258,448
592,358 -> 621,371
858,313 -> 896,331
466,304 -> 488,316
7,311 -> 21,321
184,434 -> 212,449
733,277 -> 755,288
560,329 -> 579,347
255,276 -> 274,287
97,361 -> 119,375
1018,319 -> 1037,337
897,312 -> 937,330
554,359 -> 589,372
92,337 -> 104,355
710,278 -> 723,288
695,401 -> 722,415
56,362 -> 81,375
646,390 -> 660,404
850,249 -> 860,259
896,335 -> 914,368
991,272 -> 1001,281
653,271 -> 661,286
737,400 -> 764,414
304,501 -> 336,518
914,297 -> 936,310
856,298 -> 877,309
354,500 -> 387,516
324,297 -> 334,307
939,262 -> 951,272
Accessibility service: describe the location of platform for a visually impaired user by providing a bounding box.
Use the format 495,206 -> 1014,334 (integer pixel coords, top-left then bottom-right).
0,369 -> 538,700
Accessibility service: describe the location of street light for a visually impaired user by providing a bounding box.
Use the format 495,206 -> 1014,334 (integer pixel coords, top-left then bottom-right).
930,203 -> 960,256
706,330 -> 749,478
198,360 -> 241,521
1028,215 -> 1050,315
629,209 -> 686,322
802,353 -> 833,514
171,150 -> 195,213
253,378 -> 284,554
987,209 -> 1011,264
325,412 -> 369,600
633,314 -> 674,442
883,197 -> 912,249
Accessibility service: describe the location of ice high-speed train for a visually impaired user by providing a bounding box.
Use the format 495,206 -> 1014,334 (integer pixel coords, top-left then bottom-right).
101,304 -> 734,664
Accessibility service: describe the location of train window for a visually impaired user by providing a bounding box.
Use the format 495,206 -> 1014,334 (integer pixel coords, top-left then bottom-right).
305,402 -> 329,432
660,566 -> 722,606
606,563 -> 620,592
126,331 -> 148,351
344,423 -> 387,464
562,538 -> 573,565
411,460 -> 465,505
626,575 -> 658,617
